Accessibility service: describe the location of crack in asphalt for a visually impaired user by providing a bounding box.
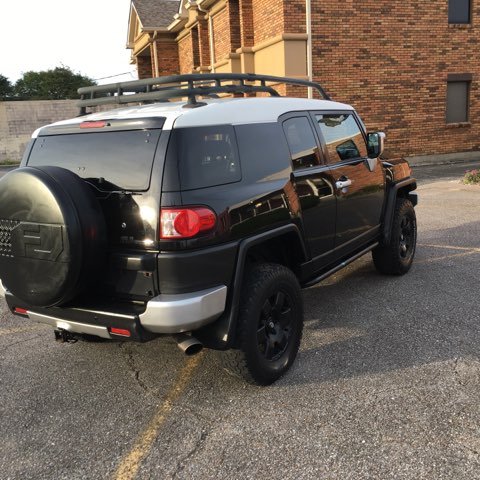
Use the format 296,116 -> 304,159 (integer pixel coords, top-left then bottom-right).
179,404 -> 216,425
1,332 -> 50,353
113,352 -> 205,480
120,344 -> 152,395
0,325 -> 46,337
453,358 -> 465,386
171,430 -> 209,479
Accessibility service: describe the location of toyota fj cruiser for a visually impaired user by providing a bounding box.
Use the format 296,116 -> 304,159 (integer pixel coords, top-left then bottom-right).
0,74 -> 417,385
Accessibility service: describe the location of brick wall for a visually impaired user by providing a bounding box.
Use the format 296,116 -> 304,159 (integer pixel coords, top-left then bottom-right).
252,0 -> 284,44
137,55 -> 152,79
178,33 -> 195,74
283,0 -> 306,34
213,7 -> 232,60
239,0 -> 254,47
229,0 -> 241,51
132,0 -> 480,159
311,1 -> 480,158
197,19 -> 211,67
155,40 -> 180,76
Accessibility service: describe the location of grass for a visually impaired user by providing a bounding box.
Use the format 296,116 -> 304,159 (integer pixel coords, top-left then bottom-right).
462,169 -> 480,185
0,159 -> 20,166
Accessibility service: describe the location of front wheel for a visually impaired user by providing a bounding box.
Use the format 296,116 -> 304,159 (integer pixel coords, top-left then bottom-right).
221,263 -> 304,385
373,198 -> 417,275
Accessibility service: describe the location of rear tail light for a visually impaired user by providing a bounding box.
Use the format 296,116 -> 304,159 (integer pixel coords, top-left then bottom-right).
160,207 -> 216,239
14,307 -> 28,316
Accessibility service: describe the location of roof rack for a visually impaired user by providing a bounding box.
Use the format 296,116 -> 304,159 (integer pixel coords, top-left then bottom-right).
77,73 -> 330,115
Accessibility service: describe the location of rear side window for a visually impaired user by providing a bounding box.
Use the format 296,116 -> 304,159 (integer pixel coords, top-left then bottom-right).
28,130 -> 161,191
169,126 -> 241,190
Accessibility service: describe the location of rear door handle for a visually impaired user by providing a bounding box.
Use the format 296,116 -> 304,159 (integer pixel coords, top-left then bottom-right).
336,179 -> 352,189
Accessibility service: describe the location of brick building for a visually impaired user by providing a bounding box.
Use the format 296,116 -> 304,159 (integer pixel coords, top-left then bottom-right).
127,0 -> 480,162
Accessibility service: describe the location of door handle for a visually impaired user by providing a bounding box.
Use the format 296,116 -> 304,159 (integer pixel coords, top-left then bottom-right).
336,179 -> 352,189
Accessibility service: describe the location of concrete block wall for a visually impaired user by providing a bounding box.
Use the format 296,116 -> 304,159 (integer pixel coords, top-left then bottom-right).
0,100 -> 78,162
0,101 -> 121,162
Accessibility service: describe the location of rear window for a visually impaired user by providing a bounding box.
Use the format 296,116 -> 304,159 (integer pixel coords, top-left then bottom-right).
168,125 -> 241,190
28,129 -> 162,191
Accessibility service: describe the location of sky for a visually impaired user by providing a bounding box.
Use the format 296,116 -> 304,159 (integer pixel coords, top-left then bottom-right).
1,0 -> 137,85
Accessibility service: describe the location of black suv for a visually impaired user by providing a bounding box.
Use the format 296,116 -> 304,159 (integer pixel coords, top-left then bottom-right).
0,74 -> 417,385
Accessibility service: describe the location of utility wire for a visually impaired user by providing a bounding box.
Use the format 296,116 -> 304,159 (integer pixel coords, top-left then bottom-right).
94,71 -> 137,81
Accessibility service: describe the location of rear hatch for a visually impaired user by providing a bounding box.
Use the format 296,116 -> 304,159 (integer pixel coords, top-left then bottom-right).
25,117 -> 166,302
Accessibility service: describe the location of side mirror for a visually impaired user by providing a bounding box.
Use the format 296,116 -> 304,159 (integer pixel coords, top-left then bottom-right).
367,132 -> 386,158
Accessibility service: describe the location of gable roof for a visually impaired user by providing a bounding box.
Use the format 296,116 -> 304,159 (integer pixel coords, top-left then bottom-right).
132,0 -> 180,29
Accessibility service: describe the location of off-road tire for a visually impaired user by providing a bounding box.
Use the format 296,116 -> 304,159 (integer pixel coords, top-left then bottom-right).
222,263 -> 303,385
373,198 -> 417,275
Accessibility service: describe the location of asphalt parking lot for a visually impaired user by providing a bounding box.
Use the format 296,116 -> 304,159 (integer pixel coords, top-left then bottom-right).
0,162 -> 479,479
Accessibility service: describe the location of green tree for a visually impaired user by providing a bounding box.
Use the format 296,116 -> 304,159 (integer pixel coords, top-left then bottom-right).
0,74 -> 14,100
14,66 -> 96,100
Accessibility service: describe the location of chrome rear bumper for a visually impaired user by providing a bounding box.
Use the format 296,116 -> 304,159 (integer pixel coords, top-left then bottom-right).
8,284 -> 228,337
139,285 -> 227,334
29,311 -> 112,339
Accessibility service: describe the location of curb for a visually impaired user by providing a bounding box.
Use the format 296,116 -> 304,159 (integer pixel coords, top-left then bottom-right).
406,152 -> 480,167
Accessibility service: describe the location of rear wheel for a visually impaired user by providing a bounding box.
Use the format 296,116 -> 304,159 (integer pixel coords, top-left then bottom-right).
222,263 -> 303,385
373,198 -> 417,275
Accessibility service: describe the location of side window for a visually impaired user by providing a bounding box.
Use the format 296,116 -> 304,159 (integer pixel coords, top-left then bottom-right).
282,117 -> 321,170
316,114 -> 368,164
172,125 -> 241,190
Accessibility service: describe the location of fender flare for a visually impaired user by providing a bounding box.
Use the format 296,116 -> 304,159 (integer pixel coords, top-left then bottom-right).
197,224 -> 308,350
383,178 -> 418,245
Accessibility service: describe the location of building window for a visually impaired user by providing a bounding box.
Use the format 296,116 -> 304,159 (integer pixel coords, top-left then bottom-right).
448,0 -> 471,24
446,74 -> 472,123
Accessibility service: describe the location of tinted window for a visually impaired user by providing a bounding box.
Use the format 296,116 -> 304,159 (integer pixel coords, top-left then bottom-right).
316,114 -> 367,163
28,130 -> 161,191
446,81 -> 469,123
170,126 -> 241,190
235,123 -> 291,183
449,0 -> 470,23
282,117 -> 321,170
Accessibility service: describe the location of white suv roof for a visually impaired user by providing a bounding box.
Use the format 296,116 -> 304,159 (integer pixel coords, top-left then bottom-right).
33,97 -> 354,138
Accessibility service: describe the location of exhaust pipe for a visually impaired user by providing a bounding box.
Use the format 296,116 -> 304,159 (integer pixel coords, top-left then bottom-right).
173,333 -> 203,356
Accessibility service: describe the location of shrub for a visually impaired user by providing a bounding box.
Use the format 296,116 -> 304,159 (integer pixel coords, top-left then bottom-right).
463,169 -> 480,185
0,159 -> 20,166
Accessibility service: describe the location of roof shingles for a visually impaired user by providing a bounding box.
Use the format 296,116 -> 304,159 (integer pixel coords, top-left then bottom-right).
133,0 -> 180,29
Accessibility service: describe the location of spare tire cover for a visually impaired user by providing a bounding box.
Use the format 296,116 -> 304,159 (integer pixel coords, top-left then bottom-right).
0,166 -> 106,307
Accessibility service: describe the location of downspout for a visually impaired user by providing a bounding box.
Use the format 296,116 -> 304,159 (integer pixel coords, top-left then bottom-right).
306,0 -> 313,98
151,31 -> 159,77
197,2 -> 216,72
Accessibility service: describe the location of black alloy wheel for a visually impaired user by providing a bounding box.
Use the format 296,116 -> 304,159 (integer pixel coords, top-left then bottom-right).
257,290 -> 294,361
372,197 -> 417,275
399,215 -> 414,260
221,263 -> 303,385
